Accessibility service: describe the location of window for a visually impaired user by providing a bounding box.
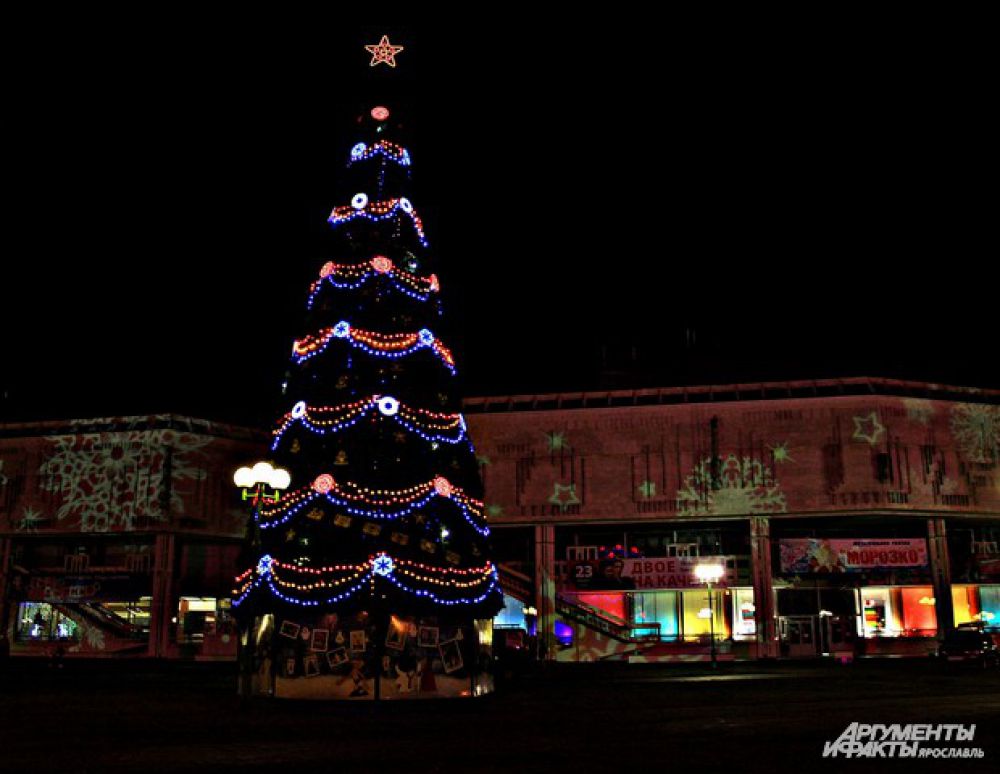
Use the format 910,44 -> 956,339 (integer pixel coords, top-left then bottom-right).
15,603 -> 78,641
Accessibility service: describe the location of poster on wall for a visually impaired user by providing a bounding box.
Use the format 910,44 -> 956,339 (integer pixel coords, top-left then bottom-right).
567,557 -> 737,590
779,538 -> 928,573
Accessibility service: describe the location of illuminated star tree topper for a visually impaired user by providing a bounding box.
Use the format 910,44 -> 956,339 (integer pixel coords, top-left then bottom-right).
365,35 -> 404,68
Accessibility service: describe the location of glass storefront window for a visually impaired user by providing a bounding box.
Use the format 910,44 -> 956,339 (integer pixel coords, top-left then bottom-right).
898,587 -> 937,636
632,591 -> 679,641
860,586 -> 937,638
575,593 -> 627,622
680,589 -> 727,641
952,585 -> 980,627
979,585 -> 1000,629
177,597 -> 218,643
494,593 -> 528,628
732,589 -> 756,640
859,588 -> 894,637
102,597 -> 152,632
15,603 -> 78,641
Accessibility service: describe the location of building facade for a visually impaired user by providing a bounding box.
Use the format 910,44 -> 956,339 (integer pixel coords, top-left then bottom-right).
4,378 -> 999,663
0,415 -> 264,660
463,378 -> 1000,661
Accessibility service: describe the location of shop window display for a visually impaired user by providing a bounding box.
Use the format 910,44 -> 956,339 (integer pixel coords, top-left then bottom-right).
15,603 -> 78,641
681,589 -> 728,641
860,586 -> 937,638
979,585 -> 1000,628
631,591 -> 679,640
952,585 -> 981,627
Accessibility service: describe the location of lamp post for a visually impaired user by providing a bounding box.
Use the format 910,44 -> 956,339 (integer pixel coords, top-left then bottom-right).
694,563 -> 725,668
232,461 -> 290,699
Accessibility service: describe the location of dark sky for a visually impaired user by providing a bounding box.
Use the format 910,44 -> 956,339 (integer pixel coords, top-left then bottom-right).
1,20 -> 994,427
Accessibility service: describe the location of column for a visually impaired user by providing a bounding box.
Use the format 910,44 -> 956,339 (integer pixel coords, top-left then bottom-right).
147,533 -> 176,658
0,537 -> 11,638
533,524 -> 556,661
928,518 -> 954,639
750,516 -> 778,658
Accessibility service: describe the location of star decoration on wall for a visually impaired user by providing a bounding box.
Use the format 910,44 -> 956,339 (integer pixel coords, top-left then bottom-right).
366,35 -> 404,68
548,483 -> 580,512
852,412 -> 885,446
547,431 -> 569,452
637,480 -> 657,498
18,505 -> 44,532
768,442 -> 794,463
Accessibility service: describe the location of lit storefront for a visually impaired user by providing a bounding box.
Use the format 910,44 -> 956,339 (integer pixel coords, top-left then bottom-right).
465,378 -> 1000,661
0,415 -> 262,660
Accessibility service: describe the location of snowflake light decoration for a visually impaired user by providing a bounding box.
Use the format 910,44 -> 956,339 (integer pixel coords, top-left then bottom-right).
372,553 -> 395,577
676,454 -> 786,517
950,404 -> 1000,463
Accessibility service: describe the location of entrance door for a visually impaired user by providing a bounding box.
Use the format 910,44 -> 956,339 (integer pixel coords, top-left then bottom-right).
779,615 -> 817,657
818,614 -> 854,655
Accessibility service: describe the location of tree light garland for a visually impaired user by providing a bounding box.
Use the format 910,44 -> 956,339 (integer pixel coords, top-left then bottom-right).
307,258 -> 440,309
349,140 -> 411,167
328,197 -> 428,247
270,395 -> 469,450
233,554 -> 498,608
291,322 -> 456,372
256,474 -> 489,535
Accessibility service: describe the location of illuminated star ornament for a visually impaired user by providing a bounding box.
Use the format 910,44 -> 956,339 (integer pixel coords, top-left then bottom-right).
852,412 -> 886,446
365,35 -> 404,68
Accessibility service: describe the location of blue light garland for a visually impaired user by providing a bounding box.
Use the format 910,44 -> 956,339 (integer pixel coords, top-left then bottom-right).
270,396 -> 470,451
256,488 -> 489,536
306,269 -> 439,309
291,322 -> 456,374
328,198 -> 429,247
349,140 -> 412,167
233,556 -> 500,609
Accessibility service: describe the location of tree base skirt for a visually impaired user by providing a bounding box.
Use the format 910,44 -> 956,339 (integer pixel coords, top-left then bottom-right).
239,611 -> 495,700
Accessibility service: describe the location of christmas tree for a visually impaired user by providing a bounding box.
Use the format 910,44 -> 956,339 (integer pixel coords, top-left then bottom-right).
233,43 -> 502,700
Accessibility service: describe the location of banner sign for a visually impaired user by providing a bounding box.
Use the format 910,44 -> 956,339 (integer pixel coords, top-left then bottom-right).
779,538 -> 928,573
568,556 -> 737,590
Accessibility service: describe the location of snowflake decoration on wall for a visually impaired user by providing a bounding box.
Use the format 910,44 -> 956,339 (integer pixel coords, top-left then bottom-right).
36,429 -> 212,532
676,454 -> 787,517
950,404 -> 1000,464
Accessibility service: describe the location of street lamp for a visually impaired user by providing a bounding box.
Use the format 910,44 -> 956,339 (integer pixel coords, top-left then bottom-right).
694,563 -> 725,668
233,461 -> 291,504
232,461 -> 290,700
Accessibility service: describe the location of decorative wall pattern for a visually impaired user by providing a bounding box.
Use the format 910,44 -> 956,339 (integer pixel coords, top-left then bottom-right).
465,394 -> 1000,524
0,416 -> 264,536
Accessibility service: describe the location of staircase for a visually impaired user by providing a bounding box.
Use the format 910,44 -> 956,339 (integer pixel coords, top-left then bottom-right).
555,594 -> 660,643
497,562 -> 534,603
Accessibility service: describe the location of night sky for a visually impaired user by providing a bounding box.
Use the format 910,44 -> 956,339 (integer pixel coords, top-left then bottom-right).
2,21 -> 994,428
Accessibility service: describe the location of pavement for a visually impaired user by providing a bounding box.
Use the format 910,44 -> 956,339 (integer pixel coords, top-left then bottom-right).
1,658 -> 998,772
